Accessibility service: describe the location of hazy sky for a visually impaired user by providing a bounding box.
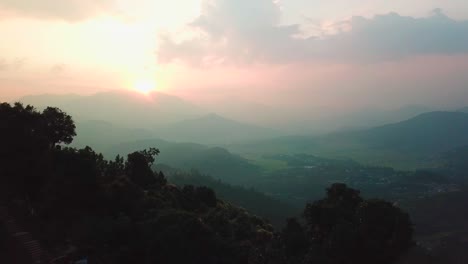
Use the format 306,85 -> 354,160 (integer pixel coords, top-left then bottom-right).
1,0 -> 468,111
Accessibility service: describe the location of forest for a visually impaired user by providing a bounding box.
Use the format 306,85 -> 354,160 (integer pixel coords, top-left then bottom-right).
0,103 -> 421,263
3,1 -> 468,263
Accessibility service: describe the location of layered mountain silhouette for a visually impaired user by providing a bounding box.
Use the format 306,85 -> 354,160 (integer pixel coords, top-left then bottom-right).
19,91 -> 281,144
231,111 -> 468,168
19,91 -> 205,129
158,113 -> 281,144
334,111 -> 468,153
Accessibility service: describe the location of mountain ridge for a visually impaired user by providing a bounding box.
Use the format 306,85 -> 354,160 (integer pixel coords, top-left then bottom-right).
159,113 -> 282,144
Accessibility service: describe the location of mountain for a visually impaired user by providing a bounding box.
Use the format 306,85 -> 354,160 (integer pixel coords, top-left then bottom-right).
19,90 -> 206,129
230,111 -> 468,169
19,91 -> 282,144
158,113 -> 281,144
347,111 -> 468,153
315,111 -> 468,168
329,105 -> 434,132
107,138 -> 261,184
72,120 -> 154,152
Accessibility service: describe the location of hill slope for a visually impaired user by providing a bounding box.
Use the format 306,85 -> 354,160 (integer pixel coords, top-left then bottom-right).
107,139 -> 261,184
165,170 -> 299,226
346,111 -> 468,153
230,111 -> 468,169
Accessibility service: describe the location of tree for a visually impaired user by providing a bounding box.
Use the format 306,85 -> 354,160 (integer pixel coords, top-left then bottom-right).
356,199 -> 413,264
125,148 -> 162,188
0,103 -> 76,200
303,184 -> 413,264
42,107 -> 76,147
281,218 -> 309,260
303,183 -> 362,243
196,186 -> 217,207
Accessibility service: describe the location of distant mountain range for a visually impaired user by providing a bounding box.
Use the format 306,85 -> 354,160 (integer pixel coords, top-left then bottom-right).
158,113 -> 281,144
72,120 -> 154,151
19,90 -> 206,129
230,111 -> 468,169
338,111 -> 468,153
16,91 -> 468,169
280,104 -> 436,135
19,91 -> 282,144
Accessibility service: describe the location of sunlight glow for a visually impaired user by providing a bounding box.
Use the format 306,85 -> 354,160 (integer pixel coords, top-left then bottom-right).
133,78 -> 157,94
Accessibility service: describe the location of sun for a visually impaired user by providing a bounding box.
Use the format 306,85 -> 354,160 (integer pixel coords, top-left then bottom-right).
133,78 -> 156,94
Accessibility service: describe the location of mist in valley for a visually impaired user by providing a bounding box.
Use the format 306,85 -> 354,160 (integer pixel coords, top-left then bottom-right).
2,1 -> 468,263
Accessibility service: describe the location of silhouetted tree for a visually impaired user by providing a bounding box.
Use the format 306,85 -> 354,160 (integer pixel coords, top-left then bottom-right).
281,218 -> 309,261
196,186 -> 217,207
125,148 -> 161,188
303,183 -> 413,264
42,107 -> 76,147
0,103 -> 75,201
356,199 -> 413,264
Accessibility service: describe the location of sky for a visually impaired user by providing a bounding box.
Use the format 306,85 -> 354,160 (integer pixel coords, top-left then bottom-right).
1,0 -> 468,113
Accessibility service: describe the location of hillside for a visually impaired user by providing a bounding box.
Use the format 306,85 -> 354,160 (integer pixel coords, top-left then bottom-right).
0,102 -> 417,264
164,170 -> 300,226
346,111 -> 468,153
230,111 -> 468,169
107,139 -> 261,184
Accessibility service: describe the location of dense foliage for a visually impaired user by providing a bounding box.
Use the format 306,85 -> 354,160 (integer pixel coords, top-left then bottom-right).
0,103 -> 414,264
166,169 -> 299,226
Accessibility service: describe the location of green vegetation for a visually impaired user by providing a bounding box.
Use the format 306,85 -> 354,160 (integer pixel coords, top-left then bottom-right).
242,154 -> 289,172
230,111 -> 468,170
0,102 -> 416,264
108,139 -> 261,185
166,169 -> 299,226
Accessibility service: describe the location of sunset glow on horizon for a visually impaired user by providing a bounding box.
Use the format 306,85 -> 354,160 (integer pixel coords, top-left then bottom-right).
133,78 -> 157,95
0,0 -> 468,112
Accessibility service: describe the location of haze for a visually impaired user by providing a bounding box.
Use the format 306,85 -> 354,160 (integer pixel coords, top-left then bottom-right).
1,0 -> 468,123
3,1 -> 468,263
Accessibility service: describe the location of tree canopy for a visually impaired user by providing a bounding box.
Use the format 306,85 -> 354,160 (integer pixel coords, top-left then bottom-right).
301,183 -> 413,264
0,103 -> 415,264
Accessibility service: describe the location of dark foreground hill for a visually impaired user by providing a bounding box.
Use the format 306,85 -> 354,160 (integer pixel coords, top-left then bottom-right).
164,169 -> 300,227
0,102 -> 416,264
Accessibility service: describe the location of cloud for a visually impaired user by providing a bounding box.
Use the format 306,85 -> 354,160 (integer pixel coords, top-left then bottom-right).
157,0 -> 302,65
157,0 -> 468,66
320,9 -> 468,62
0,0 -> 116,21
